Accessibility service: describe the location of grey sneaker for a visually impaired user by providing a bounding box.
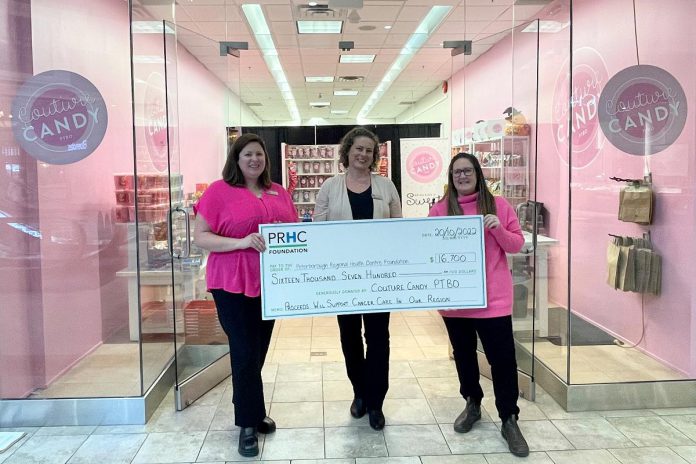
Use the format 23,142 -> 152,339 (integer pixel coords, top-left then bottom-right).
453,398 -> 481,433
501,416 -> 529,457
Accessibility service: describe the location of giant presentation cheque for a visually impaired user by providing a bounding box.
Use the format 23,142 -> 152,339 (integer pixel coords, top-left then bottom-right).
259,216 -> 487,319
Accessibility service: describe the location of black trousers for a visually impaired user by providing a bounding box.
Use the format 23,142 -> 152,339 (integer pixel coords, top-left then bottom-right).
211,289 -> 275,427
442,315 -> 520,421
337,312 -> 390,410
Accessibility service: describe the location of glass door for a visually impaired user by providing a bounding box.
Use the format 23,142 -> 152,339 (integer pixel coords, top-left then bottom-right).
449,19 -> 541,401
166,24 -> 241,411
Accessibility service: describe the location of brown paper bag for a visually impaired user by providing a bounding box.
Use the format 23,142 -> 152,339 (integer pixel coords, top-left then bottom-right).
618,183 -> 653,224
635,248 -> 651,293
606,239 -> 621,289
649,252 -> 662,295
617,245 -> 636,292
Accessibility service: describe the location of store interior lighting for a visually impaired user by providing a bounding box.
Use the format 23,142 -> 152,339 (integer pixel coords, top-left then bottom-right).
242,4 -> 300,123
358,5 -> 452,121
297,20 -> 343,34
521,20 -> 569,33
306,76 -> 335,83
334,90 -> 358,96
339,54 -> 375,63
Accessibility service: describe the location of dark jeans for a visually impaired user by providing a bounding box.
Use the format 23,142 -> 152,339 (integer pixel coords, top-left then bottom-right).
337,312 -> 390,410
442,315 -> 520,421
211,289 -> 275,427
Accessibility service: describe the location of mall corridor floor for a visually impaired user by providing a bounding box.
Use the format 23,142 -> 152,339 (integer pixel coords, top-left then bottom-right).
2,313 -> 696,464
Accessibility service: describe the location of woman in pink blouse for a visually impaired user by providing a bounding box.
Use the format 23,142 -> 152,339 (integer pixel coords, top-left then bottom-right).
194,133 -> 297,458
428,152 -> 529,457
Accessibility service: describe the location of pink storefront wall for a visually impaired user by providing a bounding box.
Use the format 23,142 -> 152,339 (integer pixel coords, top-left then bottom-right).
0,0 -> 230,397
450,0 -> 695,376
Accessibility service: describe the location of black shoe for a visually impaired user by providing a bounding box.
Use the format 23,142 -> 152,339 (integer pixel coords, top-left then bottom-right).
350,397 -> 366,418
501,416 -> 529,457
257,416 -> 276,434
368,409 -> 385,430
453,398 -> 481,433
238,427 -> 259,457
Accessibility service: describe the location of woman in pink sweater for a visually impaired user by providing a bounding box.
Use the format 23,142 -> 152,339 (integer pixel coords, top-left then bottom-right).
428,152 -> 529,457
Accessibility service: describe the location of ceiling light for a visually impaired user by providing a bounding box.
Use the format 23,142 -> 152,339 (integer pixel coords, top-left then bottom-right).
331,110 -> 349,114
384,25 -> 392,30
308,1 -> 318,5
358,5 -> 452,120
339,54 -> 375,63
297,20 -> 343,34
243,4 -> 300,123
522,20 -> 568,33
305,76 -> 335,83
131,21 -> 175,34
334,90 -> 358,96
309,101 -> 330,107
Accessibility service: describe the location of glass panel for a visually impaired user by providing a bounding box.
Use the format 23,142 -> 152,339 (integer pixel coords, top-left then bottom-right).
507,18 -> 539,378
521,2 -> 572,384
447,4 -> 543,381
130,14 -> 177,394
172,23 -> 239,384
0,0 -> 140,398
567,0 -> 695,384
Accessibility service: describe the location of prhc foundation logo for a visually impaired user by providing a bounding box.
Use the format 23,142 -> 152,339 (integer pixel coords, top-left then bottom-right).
406,146 -> 443,183
552,47 -> 609,169
12,70 -> 108,164
144,72 -> 168,172
598,65 -> 687,156
267,230 -> 309,254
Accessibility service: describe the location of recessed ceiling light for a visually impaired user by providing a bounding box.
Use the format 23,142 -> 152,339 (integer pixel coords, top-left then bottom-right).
522,20 -> 568,33
339,54 -> 375,63
334,90 -> 358,96
305,76 -> 335,83
309,101 -> 331,107
308,1 -> 318,5
297,20 -> 343,34
384,25 -> 392,30
331,110 -> 349,114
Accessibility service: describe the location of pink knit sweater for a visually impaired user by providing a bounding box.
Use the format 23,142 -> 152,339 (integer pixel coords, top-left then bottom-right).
428,193 -> 524,318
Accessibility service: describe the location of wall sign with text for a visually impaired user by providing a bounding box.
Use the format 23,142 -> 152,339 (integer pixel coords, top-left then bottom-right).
552,47 -> 609,168
598,65 -> 687,156
12,70 -> 108,164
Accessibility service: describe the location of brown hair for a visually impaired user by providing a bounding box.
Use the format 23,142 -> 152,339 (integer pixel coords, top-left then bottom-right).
222,133 -> 272,188
338,127 -> 380,171
443,152 -> 497,216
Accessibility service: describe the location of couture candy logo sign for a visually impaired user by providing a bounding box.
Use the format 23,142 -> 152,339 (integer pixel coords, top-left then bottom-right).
406,146 -> 443,183
552,47 -> 609,168
598,65 -> 687,156
12,70 -> 108,164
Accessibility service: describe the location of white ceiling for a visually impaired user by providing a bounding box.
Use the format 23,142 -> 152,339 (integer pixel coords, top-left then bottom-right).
136,0 -> 550,123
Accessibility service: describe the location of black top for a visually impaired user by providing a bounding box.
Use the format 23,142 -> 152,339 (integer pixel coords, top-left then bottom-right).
347,185 -> 374,220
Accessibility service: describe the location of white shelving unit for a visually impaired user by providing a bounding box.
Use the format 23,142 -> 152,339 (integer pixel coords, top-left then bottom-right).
452,136 -> 530,209
281,141 -> 392,220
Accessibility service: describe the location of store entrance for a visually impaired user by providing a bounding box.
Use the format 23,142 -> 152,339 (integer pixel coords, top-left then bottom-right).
130,19 -> 239,411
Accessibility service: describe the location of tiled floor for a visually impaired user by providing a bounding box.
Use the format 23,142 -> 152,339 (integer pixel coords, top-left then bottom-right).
4,312 -> 695,463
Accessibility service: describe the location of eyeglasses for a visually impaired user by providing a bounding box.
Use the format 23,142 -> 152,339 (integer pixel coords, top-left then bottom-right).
452,168 -> 475,177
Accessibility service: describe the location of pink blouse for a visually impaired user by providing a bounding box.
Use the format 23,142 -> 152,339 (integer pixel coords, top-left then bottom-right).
194,180 -> 297,297
428,193 -> 524,318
